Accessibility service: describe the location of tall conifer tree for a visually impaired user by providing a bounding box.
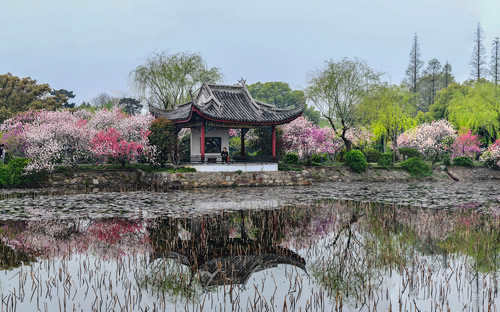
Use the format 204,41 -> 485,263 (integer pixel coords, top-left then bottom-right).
471,23 -> 487,82
405,33 -> 423,93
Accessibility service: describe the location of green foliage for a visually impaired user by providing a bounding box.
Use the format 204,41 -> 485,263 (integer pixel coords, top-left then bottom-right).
377,152 -> 393,168
363,148 -> 381,163
446,82 -> 500,143
119,97 -> 143,115
229,136 -> 241,156
247,81 -> 305,109
358,85 -> 416,144
443,153 -> 451,166
278,162 -> 303,171
345,150 -> 368,173
169,167 -> 196,173
452,156 -> 474,167
303,105 -> 321,125
253,127 -> 283,159
398,147 -> 422,160
178,134 -> 190,162
50,89 -> 76,109
429,83 -> 463,120
400,157 -> 432,177
284,152 -> 299,164
484,158 -> 498,169
132,52 -> 222,110
0,157 -> 44,187
307,58 -> 381,151
310,153 -> 327,163
148,117 -> 177,166
0,73 -> 64,122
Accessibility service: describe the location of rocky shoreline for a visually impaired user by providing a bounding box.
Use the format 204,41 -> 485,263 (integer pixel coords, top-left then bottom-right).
0,166 -> 498,199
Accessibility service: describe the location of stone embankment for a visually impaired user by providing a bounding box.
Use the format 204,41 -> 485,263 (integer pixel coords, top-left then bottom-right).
34,165 -> 500,193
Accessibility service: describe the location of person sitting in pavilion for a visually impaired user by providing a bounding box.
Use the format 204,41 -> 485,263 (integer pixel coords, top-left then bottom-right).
221,147 -> 229,164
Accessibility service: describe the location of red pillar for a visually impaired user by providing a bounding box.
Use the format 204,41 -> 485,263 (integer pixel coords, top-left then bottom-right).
240,128 -> 248,157
200,121 -> 205,162
272,126 -> 276,161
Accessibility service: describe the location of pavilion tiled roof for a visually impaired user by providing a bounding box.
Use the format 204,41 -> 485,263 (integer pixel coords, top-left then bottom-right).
149,83 -> 303,125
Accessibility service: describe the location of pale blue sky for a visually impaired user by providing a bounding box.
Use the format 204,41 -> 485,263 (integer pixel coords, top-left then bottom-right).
1,0 -> 499,103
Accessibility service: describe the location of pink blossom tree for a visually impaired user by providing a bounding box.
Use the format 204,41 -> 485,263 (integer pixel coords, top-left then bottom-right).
397,120 -> 457,162
90,128 -> 144,166
450,130 -> 481,159
281,117 -> 342,159
480,139 -> 500,168
0,108 -> 156,172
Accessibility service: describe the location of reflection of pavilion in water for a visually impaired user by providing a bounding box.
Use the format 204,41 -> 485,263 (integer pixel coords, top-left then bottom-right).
149,210 -> 306,287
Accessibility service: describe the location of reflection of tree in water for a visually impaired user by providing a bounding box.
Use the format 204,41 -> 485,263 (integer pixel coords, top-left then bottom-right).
310,201 -> 500,307
0,240 -> 35,270
0,219 -> 148,260
145,209 -> 307,298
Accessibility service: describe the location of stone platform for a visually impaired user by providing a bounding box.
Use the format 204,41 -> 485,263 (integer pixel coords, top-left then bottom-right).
185,162 -> 278,172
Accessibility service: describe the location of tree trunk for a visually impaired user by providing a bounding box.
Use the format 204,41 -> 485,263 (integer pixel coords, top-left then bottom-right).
392,134 -> 398,162
341,128 -> 352,152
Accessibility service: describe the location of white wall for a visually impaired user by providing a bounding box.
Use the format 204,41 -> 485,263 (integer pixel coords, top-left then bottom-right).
187,163 -> 278,172
191,127 -> 229,160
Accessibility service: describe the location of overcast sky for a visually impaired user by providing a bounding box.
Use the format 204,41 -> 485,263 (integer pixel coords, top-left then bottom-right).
1,0 -> 499,103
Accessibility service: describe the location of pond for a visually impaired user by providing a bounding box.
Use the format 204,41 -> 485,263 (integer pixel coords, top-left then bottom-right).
0,182 -> 498,311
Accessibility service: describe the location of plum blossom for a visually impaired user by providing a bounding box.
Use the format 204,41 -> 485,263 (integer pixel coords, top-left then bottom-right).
397,120 -> 457,160
0,108 -> 156,172
480,139 -> 500,168
450,130 -> 481,159
281,117 -> 342,158
90,128 -> 144,164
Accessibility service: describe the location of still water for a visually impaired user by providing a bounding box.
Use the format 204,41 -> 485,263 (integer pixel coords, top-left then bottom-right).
0,183 -> 498,311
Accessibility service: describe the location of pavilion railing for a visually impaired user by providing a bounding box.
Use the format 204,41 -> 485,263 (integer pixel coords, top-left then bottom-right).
181,154 -> 277,164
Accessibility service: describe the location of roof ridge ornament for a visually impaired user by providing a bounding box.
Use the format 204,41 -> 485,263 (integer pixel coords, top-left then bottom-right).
237,78 -> 247,87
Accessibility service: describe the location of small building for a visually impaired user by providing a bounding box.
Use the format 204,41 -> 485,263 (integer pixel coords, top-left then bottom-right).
150,82 -> 303,172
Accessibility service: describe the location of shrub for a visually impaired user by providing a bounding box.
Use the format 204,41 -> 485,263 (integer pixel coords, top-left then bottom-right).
398,147 -> 421,160
0,166 -> 10,186
363,148 -> 381,163
284,152 -> 299,164
452,156 -> 474,167
0,157 -> 39,187
400,157 -> 432,177
311,153 -> 327,163
278,162 -> 303,171
443,153 -> 451,166
148,117 -> 177,166
480,140 -> 500,169
345,150 -> 367,173
4,152 -> 12,164
377,152 -> 393,168
175,167 -> 196,173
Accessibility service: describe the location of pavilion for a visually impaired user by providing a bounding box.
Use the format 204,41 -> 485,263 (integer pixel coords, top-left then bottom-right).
150,82 -> 303,172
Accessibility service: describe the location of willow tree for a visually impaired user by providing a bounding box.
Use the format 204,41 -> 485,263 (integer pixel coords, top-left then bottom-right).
358,85 -> 416,155
447,82 -> 500,143
306,58 -> 380,151
131,52 -> 222,111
